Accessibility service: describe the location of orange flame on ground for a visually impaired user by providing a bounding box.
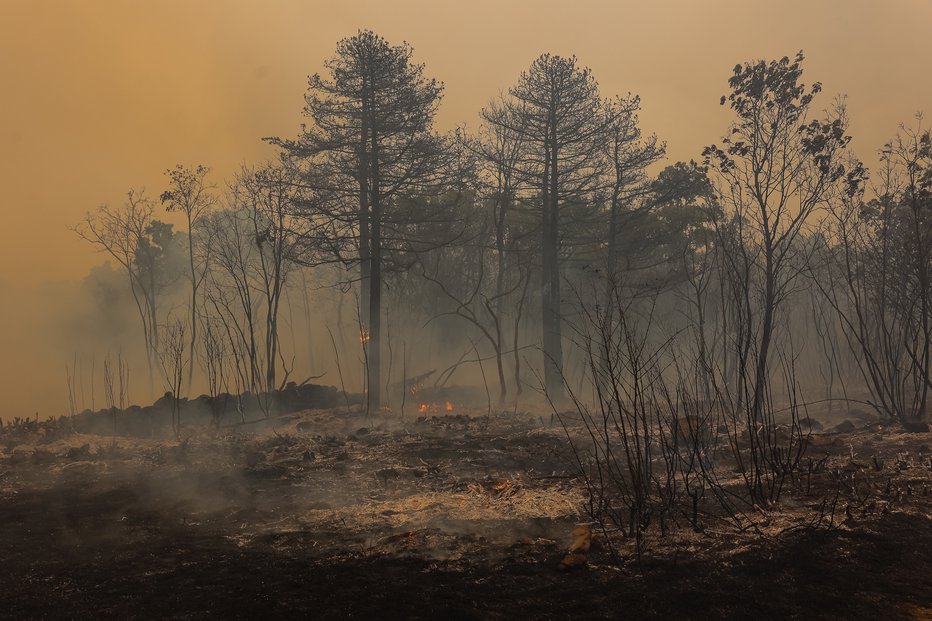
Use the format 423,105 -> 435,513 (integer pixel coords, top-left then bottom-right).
417,402 -> 454,413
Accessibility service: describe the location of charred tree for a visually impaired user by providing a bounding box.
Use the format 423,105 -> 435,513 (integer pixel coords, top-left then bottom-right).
272,30 -> 454,409
703,52 -> 860,502
494,54 -> 608,400
160,164 -> 215,388
602,95 -> 665,288
75,192 -> 182,392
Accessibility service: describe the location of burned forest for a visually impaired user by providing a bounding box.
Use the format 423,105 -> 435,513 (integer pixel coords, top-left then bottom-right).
2,7 -> 932,620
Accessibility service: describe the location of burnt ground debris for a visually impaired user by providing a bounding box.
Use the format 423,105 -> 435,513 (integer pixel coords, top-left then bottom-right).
1,402 -> 931,620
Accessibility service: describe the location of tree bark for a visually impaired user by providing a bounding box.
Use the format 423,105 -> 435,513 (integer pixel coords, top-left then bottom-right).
542,115 -> 564,401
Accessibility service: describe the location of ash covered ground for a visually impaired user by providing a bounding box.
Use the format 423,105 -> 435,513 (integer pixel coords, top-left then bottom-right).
1,401 -> 931,620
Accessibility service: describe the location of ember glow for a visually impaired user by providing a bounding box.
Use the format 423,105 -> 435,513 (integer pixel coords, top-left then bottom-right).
417,401 -> 454,414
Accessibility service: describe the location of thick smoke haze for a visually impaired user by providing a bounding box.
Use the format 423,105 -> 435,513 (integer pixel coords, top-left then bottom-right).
1,0 -> 931,418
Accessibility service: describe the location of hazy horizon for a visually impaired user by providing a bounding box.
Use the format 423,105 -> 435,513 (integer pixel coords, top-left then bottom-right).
1,0 -> 931,418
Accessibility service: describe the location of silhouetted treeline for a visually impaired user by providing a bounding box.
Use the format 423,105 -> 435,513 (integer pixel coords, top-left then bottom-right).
70,32 -> 931,437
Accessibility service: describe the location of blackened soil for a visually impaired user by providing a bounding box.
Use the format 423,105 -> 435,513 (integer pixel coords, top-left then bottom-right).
3,496 -> 930,620
2,411 -> 932,619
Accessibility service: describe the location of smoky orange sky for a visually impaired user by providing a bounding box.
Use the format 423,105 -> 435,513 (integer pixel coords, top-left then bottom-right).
1,0 -> 931,287
0,0 -> 931,416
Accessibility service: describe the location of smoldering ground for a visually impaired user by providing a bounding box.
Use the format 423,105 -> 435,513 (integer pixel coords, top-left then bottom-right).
2,402 -> 932,619
0,405 -> 582,613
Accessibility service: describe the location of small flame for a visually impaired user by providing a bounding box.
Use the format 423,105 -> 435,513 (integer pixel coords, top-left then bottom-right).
359,324 -> 370,343
418,402 -> 453,414
416,401 -> 454,414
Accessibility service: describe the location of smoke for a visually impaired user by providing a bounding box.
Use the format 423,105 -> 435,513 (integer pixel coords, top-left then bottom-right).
0,265 -> 146,421
0,256 -> 501,423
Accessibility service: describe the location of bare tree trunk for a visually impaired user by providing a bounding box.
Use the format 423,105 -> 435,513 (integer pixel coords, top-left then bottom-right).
186,216 -> 198,389
358,113 -> 372,332
751,247 -> 776,427
513,269 -> 530,396
368,101 -> 383,410
542,121 -> 565,401
368,215 -> 382,410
